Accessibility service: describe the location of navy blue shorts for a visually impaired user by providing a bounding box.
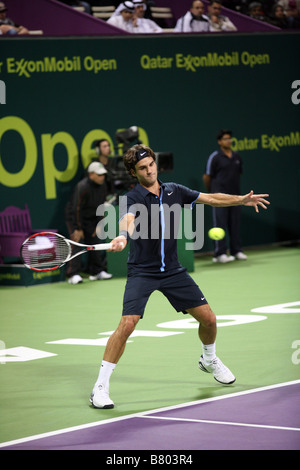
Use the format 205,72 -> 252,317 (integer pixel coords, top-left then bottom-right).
122,268 -> 208,318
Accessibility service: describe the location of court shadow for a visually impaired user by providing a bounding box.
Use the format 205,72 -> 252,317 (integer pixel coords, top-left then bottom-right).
192,384 -> 237,401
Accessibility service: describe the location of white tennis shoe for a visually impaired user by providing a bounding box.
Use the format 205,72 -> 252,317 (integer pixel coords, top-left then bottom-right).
89,271 -> 113,281
90,384 -> 114,409
234,252 -> 248,260
212,254 -> 235,263
199,355 -> 236,385
68,274 -> 83,284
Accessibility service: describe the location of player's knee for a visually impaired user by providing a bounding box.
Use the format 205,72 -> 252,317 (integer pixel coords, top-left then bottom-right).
120,315 -> 139,338
203,311 -> 216,329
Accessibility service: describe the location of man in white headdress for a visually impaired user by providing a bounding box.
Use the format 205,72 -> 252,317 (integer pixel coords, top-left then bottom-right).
109,0 -> 162,33
107,1 -> 136,32
132,0 -> 162,33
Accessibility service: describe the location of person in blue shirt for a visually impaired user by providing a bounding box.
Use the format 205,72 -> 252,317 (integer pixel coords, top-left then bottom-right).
203,129 -> 246,263
90,144 -> 270,409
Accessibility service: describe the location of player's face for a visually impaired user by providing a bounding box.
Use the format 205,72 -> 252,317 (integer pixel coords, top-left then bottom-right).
134,157 -> 157,187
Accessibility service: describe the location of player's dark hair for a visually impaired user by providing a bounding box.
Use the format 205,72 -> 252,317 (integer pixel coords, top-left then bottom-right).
123,144 -> 156,176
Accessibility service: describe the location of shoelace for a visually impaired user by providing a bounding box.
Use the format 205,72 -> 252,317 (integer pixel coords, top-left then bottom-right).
97,384 -> 110,397
210,358 -> 227,372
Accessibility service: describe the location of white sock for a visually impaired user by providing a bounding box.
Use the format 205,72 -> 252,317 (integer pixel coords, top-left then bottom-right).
94,360 -> 116,392
202,343 -> 216,363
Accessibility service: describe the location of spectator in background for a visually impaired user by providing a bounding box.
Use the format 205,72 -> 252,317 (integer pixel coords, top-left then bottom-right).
222,0 -> 275,16
278,0 -> 300,13
203,129 -> 247,263
113,0 -> 155,19
174,0 -> 210,33
91,139 -> 115,197
91,139 -> 113,170
108,0 -> 161,33
247,1 -> 267,21
0,2 -> 29,35
283,0 -> 300,28
133,0 -> 162,32
107,1 -> 136,32
65,162 -> 112,284
0,24 -> 16,35
277,0 -> 300,29
207,0 -> 238,31
138,0 -> 156,19
267,2 -> 296,28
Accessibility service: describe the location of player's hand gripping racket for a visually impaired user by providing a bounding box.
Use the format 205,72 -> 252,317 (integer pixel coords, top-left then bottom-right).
20,232 -> 112,272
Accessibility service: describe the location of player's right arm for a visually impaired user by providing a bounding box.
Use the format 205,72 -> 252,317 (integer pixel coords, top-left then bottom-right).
110,213 -> 135,251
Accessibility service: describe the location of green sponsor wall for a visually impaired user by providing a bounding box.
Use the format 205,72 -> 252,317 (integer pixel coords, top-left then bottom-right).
1,32 -> 300,254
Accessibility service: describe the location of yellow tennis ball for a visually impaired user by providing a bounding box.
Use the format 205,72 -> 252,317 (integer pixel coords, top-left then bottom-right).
208,227 -> 225,240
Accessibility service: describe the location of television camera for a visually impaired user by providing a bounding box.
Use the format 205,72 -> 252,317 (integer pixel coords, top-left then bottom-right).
95,126 -> 174,194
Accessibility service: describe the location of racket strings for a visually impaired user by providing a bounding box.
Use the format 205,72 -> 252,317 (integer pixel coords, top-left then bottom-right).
21,233 -> 71,269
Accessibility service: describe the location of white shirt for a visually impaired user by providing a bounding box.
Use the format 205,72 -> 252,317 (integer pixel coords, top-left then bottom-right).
108,14 -> 162,34
174,11 -> 210,33
107,15 -> 135,33
136,17 -> 163,33
208,15 -> 237,32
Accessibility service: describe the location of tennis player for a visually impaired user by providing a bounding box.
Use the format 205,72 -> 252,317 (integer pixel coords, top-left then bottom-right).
90,144 -> 270,408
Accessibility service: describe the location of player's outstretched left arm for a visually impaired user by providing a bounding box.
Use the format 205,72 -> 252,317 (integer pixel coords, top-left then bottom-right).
197,190 -> 270,212
241,190 -> 270,213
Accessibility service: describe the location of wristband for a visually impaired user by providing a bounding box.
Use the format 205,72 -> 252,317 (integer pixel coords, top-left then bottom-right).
119,230 -> 129,240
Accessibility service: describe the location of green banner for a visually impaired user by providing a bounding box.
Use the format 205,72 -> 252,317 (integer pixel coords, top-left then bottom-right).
1,33 -> 300,250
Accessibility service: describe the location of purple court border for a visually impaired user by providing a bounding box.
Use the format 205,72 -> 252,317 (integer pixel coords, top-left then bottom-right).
1,380 -> 299,451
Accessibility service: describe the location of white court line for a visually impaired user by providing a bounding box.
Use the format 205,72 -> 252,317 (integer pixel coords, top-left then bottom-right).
139,415 -> 300,432
0,379 -> 299,448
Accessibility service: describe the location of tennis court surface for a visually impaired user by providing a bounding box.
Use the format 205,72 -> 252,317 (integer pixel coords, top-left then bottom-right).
1,381 -> 299,450
1,246 -> 299,451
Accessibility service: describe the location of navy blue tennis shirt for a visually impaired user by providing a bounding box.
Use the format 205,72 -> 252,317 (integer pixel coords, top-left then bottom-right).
119,181 -> 200,274
205,150 -> 242,194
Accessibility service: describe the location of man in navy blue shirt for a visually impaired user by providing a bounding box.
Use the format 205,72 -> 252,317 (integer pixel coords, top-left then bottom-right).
119,179 -> 200,274
203,129 -> 246,263
90,144 -> 270,409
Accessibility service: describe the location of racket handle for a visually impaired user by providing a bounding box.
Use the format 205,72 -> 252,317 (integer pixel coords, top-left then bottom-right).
93,242 -> 113,251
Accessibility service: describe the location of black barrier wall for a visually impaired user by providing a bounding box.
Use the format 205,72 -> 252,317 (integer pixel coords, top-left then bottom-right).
0,33 -> 300,252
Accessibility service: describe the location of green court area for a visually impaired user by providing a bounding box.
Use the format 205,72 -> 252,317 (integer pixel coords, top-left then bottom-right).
0,246 -> 299,445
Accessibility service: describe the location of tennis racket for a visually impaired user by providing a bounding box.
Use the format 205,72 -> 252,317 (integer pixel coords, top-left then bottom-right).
20,232 -> 112,272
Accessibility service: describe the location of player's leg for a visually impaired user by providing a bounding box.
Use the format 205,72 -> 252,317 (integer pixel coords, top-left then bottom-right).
90,315 -> 140,409
187,303 -> 217,345
104,314 -> 141,364
187,304 -> 236,385
91,274 -> 156,409
161,272 -> 235,385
